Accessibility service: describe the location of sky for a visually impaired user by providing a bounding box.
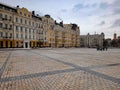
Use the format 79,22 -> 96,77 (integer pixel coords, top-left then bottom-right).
0,0 -> 120,39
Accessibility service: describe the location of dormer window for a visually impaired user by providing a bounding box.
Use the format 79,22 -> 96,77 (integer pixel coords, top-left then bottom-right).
5,15 -> 7,20
20,12 -> 22,15
28,15 -> 30,17
0,5 -> 3,9
5,7 -> 10,11
24,13 -> 26,16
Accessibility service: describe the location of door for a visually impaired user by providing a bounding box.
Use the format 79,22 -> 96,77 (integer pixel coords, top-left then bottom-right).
6,41 -> 8,48
30,42 -> 31,48
10,41 -> 12,48
25,42 -> 28,48
0,41 -> 3,48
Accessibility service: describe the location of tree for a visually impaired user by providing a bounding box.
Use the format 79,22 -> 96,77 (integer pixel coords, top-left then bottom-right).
111,39 -> 117,47
118,39 -> 120,47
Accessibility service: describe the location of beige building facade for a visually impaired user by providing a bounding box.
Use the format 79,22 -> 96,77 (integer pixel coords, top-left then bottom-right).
80,33 -> 104,48
0,3 -> 80,48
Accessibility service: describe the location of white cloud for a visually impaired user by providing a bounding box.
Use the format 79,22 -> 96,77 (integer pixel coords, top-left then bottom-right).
1,0 -> 120,38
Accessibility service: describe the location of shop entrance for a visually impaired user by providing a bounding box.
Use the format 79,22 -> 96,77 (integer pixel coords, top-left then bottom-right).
0,41 -> 3,48
25,42 -> 28,48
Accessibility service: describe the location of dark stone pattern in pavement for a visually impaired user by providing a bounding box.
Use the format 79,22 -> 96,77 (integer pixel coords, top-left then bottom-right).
30,51 -> 120,84
0,48 -> 120,90
0,51 -> 12,79
85,63 -> 120,69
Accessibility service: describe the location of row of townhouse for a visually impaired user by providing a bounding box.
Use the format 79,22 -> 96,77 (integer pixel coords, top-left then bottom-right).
0,3 -> 80,48
80,33 -> 105,48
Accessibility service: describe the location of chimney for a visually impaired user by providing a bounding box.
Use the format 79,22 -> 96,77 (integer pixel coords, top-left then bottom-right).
32,11 -> 35,15
16,5 -> 19,8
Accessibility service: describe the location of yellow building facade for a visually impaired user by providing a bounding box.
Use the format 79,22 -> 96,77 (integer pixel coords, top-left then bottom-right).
0,3 -> 80,48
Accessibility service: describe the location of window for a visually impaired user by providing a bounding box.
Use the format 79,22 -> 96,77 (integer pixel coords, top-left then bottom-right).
5,24 -> 8,29
32,22 -> 34,26
36,30 -> 38,33
29,29 -> 31,33
20,12 -> 22,15
51,25 -> 54,30
16,26 -> 18,31
0,23 -> 2,29
16,34 -> 18,38
20,18 -> 22,23
36,23 -> 38,27
10,33 -> 12,38
25,20 -> 27,24
21,34 -> 23,38
0,5 -> 3,9
6,32 -> 8,37
0,13 -> 2,20
5,15 -> 7,20
28,15 -> 30,17
24,13 -> 26,16
29,35 -> 31,39
25,28 -> 27,33
25,35 -> 27,39
9,16 -> 12,21
12,10 -> 15,12
20,27 -> 23,32
5,7 -> 10,11
29,21 -> 31,25
0,32 -> 3,37
16,17 -> 18,22
10,25 -> 12,30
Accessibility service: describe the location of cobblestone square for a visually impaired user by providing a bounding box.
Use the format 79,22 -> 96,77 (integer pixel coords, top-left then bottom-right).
0,48 -> 120,90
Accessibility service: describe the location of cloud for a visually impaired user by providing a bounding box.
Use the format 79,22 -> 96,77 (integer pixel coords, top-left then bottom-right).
99,21 -> 105,25
91,3 -> 97,8
112,0 -> 120,8
73,3 -> 87,10
99,2 -> 109,9
72,2 -> 99,17
99,0 -> 120,15
113,9 -> 120,15
112,19 -> 120,27
112,0 -> 120,15
73,3 -> 97,11
61,9 -> 67,13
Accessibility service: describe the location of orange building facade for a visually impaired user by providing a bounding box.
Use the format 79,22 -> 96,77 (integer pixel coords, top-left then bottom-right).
0,3 -> 80,48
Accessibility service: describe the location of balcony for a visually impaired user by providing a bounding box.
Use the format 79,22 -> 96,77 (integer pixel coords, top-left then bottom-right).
3,27 -> 8,30
2,18 -> 12,22
2,18 -> 7,21
0,18 -> 2,21
9,28 -> 13,30
3,36 -> 12,39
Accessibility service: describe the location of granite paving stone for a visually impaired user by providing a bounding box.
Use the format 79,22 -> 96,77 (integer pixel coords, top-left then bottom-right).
0,48 -> 120,90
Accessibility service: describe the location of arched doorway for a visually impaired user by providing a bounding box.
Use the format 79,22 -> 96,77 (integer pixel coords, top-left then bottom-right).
6,41 -> 8,48
10,41 -> 12,48
0,41 -> 3,48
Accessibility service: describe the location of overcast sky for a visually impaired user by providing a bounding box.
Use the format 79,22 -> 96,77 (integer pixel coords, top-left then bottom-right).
0,0 -> 120,38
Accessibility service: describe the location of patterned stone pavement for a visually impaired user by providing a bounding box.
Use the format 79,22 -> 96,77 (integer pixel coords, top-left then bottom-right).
0,48 -> 120,90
